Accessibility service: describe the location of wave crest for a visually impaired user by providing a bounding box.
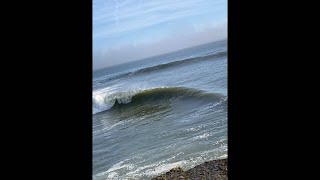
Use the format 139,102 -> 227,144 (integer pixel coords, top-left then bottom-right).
131,51 -> 227,76
92,87 -> 223,114
94,51 -> 227,85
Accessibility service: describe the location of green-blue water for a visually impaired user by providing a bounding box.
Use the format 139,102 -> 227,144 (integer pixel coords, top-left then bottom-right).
93,39 -> 227,179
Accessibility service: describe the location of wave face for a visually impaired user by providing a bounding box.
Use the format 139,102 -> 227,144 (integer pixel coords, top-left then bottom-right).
92,87 -> 224,115
131,51 -> 227,76
93,72 -> 132,85
93,51 -> 227,86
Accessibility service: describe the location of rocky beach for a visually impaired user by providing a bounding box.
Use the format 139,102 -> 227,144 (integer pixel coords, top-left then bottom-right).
151,158 -> 227,180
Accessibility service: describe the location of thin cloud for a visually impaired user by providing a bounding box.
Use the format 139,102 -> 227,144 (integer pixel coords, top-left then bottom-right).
93,22 -> 227,69
93,0 -> 227,70
93,0 -> 225,39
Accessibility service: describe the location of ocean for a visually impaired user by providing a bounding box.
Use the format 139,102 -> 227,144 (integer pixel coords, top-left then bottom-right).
92,39 -> 227,179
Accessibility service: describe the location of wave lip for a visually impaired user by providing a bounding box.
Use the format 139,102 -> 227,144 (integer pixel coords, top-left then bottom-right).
93,89 -> 141,114
92,86 -> 224,115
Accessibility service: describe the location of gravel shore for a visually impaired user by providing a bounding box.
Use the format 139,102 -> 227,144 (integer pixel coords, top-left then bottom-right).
151,158 -> 227,180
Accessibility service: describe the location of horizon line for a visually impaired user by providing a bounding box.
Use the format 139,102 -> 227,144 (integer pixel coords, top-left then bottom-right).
93,38 -> 227,72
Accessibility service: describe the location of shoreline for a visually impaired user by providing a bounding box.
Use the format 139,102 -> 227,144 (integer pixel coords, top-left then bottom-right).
151,158 -> 227,180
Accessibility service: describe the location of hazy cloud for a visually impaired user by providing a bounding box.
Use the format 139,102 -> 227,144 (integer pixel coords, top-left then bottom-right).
93,22 -> 227,69
93,0 -> 224,39
93,0 -> 227,70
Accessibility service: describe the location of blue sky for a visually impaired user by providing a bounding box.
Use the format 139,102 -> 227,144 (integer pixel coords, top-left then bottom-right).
93,0 -> 227,69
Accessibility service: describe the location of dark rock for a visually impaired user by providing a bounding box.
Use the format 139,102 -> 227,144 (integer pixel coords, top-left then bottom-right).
151,158 -> 227,180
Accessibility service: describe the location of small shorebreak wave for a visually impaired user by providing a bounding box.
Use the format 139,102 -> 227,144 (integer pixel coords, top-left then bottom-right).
92,87 -> 224,115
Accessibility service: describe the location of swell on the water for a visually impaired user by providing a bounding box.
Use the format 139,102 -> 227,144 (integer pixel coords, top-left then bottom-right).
94,51 -> 227,84
92,87 -> 224,115
132,51 -> 227,75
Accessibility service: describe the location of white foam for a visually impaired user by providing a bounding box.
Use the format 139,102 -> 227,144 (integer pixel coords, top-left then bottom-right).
185,123 -> 209,132
192,132 -> 211,140
101,120 -> 126,132
93,152 -> 227,180
92,88 -> 141,114
143,160 -> 187,176
94,159 -> 135,180
92,86 -> 171,114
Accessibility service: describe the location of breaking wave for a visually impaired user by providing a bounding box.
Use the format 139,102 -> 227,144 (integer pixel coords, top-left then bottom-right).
92,87 -> 224,115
